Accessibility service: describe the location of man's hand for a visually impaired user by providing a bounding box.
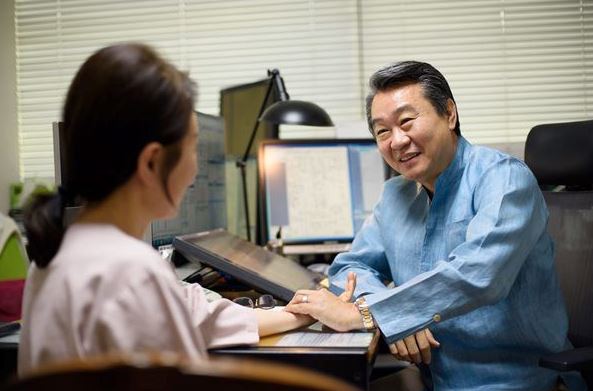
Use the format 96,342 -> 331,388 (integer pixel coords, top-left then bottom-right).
285,272 -> 363,332
338,271 -> 356,302
389,328 -> 440,364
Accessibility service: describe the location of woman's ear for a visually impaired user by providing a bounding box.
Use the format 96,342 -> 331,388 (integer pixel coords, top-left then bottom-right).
136,142 -> 164,187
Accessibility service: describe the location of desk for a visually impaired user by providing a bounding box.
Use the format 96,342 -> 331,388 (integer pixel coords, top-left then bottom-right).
0,326 -> 379,390
212,323 -> 379,390
174,260 -> 380,389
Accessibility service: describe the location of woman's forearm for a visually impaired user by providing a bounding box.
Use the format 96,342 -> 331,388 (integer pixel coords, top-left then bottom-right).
254,309 -> 312,337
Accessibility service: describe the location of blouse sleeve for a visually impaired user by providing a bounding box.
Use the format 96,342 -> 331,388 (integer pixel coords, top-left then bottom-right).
179,282 -> 259,349
93,266 -> 258,357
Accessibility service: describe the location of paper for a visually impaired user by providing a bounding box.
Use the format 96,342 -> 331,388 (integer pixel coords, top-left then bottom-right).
272,331 -> 374,348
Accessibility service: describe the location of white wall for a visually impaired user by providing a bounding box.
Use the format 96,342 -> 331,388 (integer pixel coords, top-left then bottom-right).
0,0 -> 19,214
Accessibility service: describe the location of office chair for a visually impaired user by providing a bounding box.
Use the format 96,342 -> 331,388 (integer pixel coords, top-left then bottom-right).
0,213 -> 28,322
5,352 -> 360,391
524,119 -> 593,388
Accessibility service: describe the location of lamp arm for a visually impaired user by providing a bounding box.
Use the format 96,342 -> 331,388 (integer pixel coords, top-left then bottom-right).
269,68 -> 289,101
239,74 -> 276,164
236,70 -> 283,242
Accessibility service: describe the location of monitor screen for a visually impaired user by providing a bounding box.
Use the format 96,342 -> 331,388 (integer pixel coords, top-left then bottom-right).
173,229 -> 323,302
258,139 -> 387,245
150,112 -> 227,248
52,121 -> 67,187
53,121 -> 81,222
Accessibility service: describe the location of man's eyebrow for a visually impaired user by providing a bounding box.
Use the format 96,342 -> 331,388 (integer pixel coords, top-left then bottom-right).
371,104 -> 417,128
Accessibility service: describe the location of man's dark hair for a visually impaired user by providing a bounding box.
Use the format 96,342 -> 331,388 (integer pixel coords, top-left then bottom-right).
365,61 -> 461,136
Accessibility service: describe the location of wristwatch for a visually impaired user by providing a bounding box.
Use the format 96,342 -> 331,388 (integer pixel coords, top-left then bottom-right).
354,297 -> 376,331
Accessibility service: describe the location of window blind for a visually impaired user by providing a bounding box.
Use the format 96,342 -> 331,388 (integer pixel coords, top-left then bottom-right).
15,0 -> 361,179
14,0 -> 593,179
361,0 -> 593,143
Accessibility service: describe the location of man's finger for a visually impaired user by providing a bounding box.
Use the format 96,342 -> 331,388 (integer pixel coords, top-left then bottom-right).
339,272 -> 357,302
426,329 -> 440,347
403,335 -> 421,364
395,339 -> 410,362
284,303 -> 309,315
389,342 -> 403,360
346,272 -> 356,295
388,343 -> 399,356
415,330 -> 431,364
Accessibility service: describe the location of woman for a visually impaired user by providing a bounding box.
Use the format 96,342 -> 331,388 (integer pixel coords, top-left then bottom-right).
18,43 -> 340,375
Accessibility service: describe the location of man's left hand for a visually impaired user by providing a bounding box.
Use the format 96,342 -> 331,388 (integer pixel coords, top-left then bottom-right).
389,328 -> 440,364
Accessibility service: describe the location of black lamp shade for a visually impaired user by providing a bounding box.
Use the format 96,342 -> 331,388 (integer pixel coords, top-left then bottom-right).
260,100 -> 334,127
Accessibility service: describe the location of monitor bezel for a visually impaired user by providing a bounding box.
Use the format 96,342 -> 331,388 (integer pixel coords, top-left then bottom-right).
257,138 -> 387,246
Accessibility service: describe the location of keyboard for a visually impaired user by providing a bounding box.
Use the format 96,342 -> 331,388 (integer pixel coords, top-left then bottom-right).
282,242 -> 352,255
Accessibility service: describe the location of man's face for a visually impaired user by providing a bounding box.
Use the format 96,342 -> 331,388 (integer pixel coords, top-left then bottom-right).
370,83 -> 458,192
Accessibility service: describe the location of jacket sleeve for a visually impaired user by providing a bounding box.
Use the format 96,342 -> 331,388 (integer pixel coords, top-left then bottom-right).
328,206 -> 394,298
363,159 -> 549,342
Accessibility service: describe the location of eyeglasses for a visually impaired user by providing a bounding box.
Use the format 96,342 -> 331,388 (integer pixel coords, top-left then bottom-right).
233,294 -> 276,310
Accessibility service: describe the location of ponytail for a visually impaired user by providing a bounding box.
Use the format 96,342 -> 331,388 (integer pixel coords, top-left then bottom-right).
23,190 -> 68,268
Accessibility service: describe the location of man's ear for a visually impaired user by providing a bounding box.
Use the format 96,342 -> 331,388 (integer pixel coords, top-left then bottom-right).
136,142 -> 164,187
447,99 -> 457,131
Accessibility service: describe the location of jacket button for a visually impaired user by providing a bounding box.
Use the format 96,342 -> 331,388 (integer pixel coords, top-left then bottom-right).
433,313 -> 442,322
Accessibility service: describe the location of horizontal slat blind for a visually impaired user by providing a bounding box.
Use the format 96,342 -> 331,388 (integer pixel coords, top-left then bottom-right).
15,0 -> 361,179
15,0 -> 593,179
361,0 -> 593,144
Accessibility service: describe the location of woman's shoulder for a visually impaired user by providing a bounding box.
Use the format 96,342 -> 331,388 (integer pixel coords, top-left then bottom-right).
55,223 -> 167,275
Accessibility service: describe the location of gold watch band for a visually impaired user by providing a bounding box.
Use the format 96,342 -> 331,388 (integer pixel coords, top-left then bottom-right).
354,297 -> 376,330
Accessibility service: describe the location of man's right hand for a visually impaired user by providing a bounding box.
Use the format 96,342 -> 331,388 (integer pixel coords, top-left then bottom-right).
389,328 -> 440,364
285,272 -> 363,332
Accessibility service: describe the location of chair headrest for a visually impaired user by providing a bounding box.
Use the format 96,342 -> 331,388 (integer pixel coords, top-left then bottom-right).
524,120 -> 593,187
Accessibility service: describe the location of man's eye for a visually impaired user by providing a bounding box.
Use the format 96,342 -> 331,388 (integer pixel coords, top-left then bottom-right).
401,118 -> 413,126
375,128 -> 388,137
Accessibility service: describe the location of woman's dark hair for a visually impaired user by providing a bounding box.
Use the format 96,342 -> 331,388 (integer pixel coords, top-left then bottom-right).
24,43 -> 196,267
365,61 -> 461,136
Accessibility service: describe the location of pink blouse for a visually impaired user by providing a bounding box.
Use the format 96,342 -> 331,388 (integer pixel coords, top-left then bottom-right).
18,224 -> 258,375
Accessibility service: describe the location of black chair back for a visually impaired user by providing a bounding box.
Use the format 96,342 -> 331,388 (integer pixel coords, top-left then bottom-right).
542,191 -> 593,348
525,120 -> 593,189
525,120 -> 593,388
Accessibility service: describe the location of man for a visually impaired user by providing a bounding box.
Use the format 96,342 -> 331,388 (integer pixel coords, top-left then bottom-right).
286,61 -> 585,390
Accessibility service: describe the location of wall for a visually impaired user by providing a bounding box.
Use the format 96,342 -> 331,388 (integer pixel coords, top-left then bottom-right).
0,0 -> 19,214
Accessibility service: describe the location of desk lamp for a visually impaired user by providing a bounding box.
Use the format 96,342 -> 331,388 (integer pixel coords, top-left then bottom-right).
236,69 -> 334,242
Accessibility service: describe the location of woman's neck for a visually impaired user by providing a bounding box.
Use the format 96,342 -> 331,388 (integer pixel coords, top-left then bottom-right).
75,186 -> 151,239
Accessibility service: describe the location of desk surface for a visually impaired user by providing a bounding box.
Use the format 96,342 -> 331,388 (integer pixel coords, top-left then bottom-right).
0,324 -> 379,390
213,323 -> 379,390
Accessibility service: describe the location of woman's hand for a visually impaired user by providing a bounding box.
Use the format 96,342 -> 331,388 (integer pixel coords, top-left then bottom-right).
285,272 -> 363,332
389,328 -> 440,364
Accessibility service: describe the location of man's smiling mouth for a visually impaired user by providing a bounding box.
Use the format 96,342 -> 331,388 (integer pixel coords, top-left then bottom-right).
399,152 -> 420,163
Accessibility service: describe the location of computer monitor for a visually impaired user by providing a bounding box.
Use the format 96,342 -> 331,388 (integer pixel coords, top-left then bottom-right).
52,122 -> 67,188
220,78 -> 279,158
150,112 -> 227,248
174,229 -> 324,302
53,121 -> 81,225
257,139 -> 387,248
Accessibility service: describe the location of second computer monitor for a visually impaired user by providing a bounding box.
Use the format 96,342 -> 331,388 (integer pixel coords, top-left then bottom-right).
258,139 -> 387,246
